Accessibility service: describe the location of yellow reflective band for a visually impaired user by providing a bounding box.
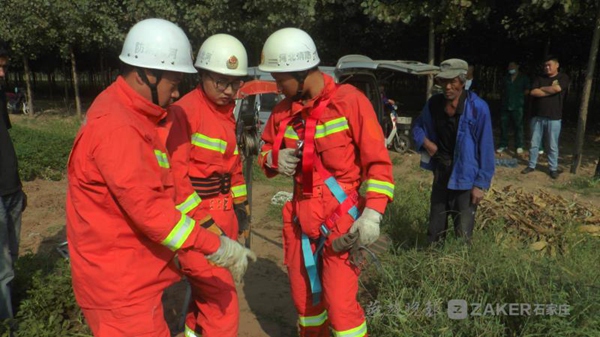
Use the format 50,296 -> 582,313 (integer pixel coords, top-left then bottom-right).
284,126 -> 300,140
366,179 -> 395,199
154,149 -> 170,169
315,117 -> 349,139
176,192 -> 201,215
162,213 -> 195,251
298,310 -> 328,327
260,150 -> 271,157
184,324 -> 201,337
191,133 -> 227,154
232,184 -> 247,198
234,145 -> 239,155
332,320 -> 367,337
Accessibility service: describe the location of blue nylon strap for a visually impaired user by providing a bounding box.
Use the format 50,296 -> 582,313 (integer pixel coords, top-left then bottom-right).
323,177 -> 359,220
301,233 -> 323,305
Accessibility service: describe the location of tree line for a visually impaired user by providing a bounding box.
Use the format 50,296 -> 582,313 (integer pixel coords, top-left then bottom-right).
1,0 -> 599,172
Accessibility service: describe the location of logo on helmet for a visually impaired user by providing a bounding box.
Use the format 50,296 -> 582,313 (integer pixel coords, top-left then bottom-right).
226,56 -> 239,69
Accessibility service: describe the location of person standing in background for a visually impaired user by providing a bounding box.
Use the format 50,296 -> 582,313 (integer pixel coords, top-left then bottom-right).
0,40 -> 27,321
521,56 -> 570,179
497,61 -> 530,154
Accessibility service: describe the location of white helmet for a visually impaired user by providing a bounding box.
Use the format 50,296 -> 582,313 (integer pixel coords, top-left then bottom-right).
195,34 -> 248,76
259,28 -> 320,73
119,18 -> 196,74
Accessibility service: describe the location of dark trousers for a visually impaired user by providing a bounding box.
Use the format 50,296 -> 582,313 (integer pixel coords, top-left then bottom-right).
428,165 -> 477,243
499,108 -> 524,149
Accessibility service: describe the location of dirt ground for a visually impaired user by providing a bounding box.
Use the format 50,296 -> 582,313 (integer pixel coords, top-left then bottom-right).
18,128 -> 599,336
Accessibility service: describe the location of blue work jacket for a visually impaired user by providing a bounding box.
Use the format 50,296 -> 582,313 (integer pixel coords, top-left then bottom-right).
413,91 -> 495,190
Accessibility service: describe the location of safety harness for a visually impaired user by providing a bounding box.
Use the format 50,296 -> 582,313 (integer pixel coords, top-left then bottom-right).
271,87 -> 360,304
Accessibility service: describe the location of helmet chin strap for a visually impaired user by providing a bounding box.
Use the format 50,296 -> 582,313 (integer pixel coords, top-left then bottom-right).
136,68 -> 164,106
291,70 -> 309,101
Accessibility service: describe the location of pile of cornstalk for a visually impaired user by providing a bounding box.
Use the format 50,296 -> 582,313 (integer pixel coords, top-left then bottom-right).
477,185 -> 600,255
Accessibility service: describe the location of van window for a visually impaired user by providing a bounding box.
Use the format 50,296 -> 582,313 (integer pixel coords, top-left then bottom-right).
260,93 -> 283,112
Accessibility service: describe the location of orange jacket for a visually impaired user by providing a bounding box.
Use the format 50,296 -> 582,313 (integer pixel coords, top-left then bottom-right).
167,87 -> 247,214
66,77 -> 220,309
259,73 -> 394,214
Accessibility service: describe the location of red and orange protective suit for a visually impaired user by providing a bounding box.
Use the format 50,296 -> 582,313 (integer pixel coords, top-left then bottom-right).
259,73 -> 394,337
66,77 -> 221,337
165,86 -> 247,337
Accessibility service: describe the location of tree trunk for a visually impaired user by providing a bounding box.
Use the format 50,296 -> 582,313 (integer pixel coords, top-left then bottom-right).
70,46 -> 83,118
571,5 -> 600,174
595,155 -> 600,178
426,18 -> 435,100
22,56 -> 34,115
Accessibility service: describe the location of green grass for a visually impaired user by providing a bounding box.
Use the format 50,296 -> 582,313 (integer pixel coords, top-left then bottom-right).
558,176 -> 600,196
365,180 -> 600,337
10,116 -> 80,181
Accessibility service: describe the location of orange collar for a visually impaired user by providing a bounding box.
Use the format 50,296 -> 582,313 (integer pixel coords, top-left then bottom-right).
113,76 -> 167,125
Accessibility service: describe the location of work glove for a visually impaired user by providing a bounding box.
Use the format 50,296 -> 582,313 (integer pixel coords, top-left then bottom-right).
266,148 -> 300,176
349,207 -> 382,246
234,200 -> 250,234
206,235 -> 256,283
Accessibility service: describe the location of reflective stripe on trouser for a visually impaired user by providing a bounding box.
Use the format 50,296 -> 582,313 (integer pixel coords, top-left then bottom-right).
179,208 -> 239,337
282,201 -> 368,337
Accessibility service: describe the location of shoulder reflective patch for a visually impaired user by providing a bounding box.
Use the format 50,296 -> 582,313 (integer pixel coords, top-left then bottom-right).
315,117 -> 349,139
176,192 -> 202,214
284,126 -> 300,140
191,133 -> 227,154
366,179 -> 395,199
154,149 -> 170,169
231,184 -> 247,198
162,213 -> 195,251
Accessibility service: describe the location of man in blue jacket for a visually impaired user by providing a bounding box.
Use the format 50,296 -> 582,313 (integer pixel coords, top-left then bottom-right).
413,59 -> 495,244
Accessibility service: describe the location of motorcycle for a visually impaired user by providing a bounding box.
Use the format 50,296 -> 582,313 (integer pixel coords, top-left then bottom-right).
383,102 -> 412,154
6,87 -> 29,115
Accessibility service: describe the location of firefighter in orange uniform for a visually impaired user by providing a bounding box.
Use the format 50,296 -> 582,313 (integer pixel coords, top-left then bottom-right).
66,19 -> 255,337
258,28 -> 395,337
165,34 -> 250,337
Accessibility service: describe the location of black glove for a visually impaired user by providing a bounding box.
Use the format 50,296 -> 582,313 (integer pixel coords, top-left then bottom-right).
234,201 -> 249,234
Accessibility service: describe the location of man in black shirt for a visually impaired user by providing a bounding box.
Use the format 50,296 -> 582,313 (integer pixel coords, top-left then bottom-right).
0,41 -> 26,320
522,56 -> 570,179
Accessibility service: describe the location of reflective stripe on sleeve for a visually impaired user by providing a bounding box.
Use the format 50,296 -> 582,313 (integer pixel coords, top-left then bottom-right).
191,133 -> 227,154
298,310 -> 328,327
154,149 -> 170,169
332,320 -> 367,337
366,179 -> 395,199
162,213 -> 195,251
176,192 -> 202,214
231,184 -> 247,198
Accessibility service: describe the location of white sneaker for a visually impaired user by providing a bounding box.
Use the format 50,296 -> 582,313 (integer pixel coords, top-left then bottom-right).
516,148 -> 524,154
539,150 -> 544,155
496,147 -> 505,154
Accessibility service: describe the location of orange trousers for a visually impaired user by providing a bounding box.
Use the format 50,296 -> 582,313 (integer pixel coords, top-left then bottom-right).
282,194 -> 368,337
178,206 -> 239,337
81,293 -> 170,337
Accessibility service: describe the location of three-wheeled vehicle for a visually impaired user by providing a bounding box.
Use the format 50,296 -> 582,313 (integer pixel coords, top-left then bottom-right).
233,55 -> 438,248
